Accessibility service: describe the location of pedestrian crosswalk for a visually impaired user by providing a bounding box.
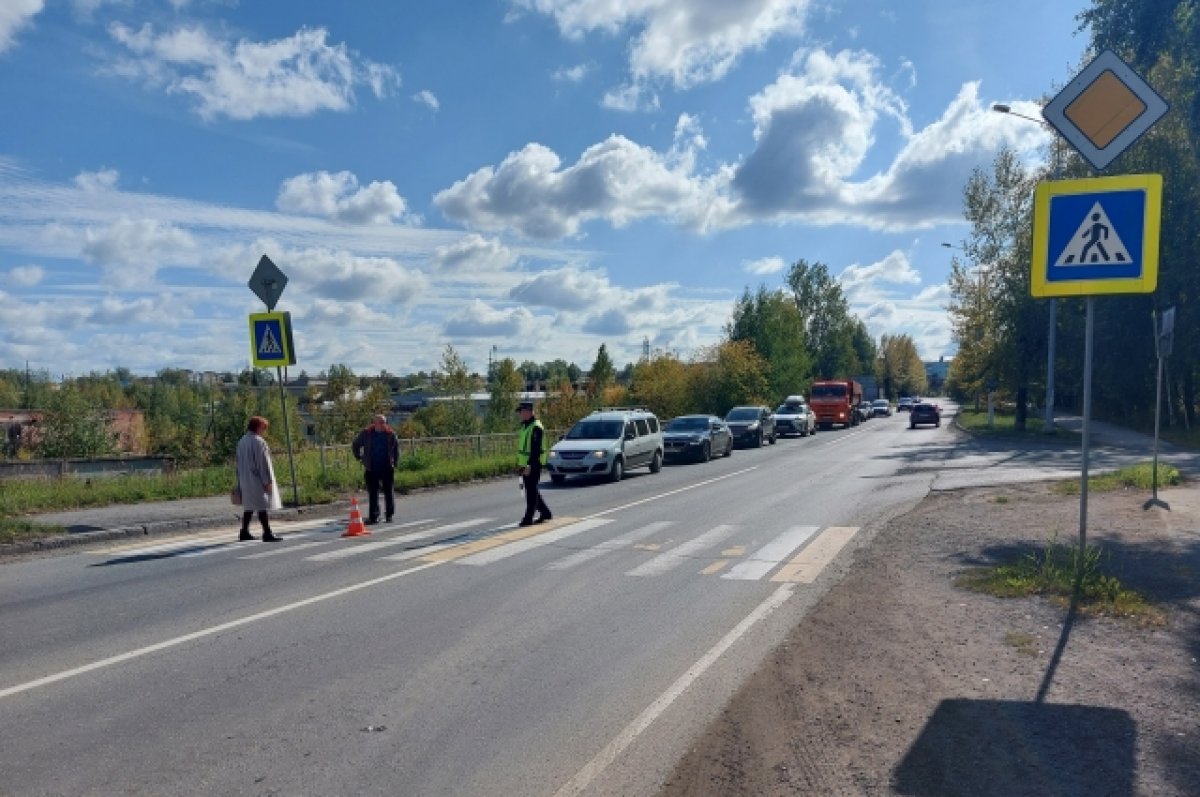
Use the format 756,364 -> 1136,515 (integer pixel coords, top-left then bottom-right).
90,514 -> 861,585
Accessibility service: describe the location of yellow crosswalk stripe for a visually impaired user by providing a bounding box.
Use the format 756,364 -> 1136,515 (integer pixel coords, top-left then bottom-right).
771,526 -> 858,583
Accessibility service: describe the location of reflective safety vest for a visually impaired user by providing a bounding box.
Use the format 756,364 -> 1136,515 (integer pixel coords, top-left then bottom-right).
517,419 -> 548,466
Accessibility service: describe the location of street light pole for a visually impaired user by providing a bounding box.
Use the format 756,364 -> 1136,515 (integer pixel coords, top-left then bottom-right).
993,102 -> 1059,433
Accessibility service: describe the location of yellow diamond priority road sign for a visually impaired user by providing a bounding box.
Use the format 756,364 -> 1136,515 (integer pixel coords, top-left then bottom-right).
1042,50 -> 1168,171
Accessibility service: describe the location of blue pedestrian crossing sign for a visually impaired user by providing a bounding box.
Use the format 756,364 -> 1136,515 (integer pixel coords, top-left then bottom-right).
248,312 -> 296,367
1031,173 -> 1162,297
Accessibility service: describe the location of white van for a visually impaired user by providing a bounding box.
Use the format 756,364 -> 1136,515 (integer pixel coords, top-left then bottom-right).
547,407 -> 664,484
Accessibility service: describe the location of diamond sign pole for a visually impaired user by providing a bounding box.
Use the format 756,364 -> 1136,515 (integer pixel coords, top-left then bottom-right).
249,255 -> 300,508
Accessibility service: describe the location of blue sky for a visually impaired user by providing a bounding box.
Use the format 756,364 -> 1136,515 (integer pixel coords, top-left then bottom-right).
0,0 -> 1087,378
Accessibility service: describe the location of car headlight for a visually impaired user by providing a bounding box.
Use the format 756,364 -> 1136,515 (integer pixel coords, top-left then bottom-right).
747,422 -> 760,430
592,450 -> 608,459
548,450 -> 559,459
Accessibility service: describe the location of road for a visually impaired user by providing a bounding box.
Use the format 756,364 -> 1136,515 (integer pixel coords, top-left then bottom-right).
0,404 -> 1181,796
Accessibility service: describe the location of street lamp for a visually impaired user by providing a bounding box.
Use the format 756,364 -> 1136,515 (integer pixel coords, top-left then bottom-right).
993,102 -> 1059,434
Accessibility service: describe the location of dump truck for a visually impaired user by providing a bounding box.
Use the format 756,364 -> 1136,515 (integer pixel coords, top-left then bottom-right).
809,379 -> 864,429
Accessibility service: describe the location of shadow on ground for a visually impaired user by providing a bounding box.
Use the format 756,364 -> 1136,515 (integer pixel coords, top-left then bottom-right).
893,699 -> 1135,796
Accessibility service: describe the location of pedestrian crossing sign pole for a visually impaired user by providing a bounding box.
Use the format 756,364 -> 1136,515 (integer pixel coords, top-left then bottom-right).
248,311 -> 296,368
1031,173 -> 1162,298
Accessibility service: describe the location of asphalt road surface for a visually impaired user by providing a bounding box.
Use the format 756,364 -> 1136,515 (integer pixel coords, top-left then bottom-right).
1,404 -> 1187,796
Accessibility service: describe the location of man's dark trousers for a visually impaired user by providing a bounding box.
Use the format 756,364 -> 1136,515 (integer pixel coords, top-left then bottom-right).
522,466 -> 550,522
365,469 -> 395,521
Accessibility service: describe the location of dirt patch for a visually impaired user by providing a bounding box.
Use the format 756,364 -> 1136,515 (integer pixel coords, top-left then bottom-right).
659,483 -> 1200,796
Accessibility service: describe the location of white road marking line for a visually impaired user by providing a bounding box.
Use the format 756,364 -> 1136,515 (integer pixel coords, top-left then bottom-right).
177,533 -> 313,558
552,584 -> 796,797
378,542 -> 457,562
543,521 -> 675,571
455,518 -> 613,566
722,525 -> 820,581
239,540 -> 331,559
305,518 -> 493,562
625,524 -> 738,578
0,561 -> 443,702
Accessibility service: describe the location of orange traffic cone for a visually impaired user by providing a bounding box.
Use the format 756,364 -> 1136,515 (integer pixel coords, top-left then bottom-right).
342,497 -> 370,537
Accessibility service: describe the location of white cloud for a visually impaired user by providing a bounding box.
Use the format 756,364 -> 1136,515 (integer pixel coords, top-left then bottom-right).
514,0 -> 812,90
413,89 -> 439,111
278,247 -> 427,304
73,168 -> 120,193
435,114 -> 727,238
742,256 -> 785,275
81,217 -> 195,287
106,24 -> 400,120
552,63 -> 592,83
0,0 -> 42,54
838,250 -> 921,297
276,171 -> 409,225
433,234 -> 517,272
508,265 -> 613,310
443,299 -> 535,338
8,264 -> 44,287
582,307 -> 630,335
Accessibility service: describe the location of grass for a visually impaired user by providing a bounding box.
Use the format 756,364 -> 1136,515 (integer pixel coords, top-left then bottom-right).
1052,461 -> 1181,495
955,407 -> 1075,439
0,446 -> 518,544
956,536 -> 1165,625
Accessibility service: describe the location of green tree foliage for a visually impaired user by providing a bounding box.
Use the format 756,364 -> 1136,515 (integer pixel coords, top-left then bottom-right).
36,385 -> 119,459
539,378 -> 592,432
690,341 -> 771,414
433,345 -> 480,435
785,260 -> 856,379
877,334 -> 928,399
485,357 -> 524,432
588,344 -> 616,400
726,286 -> 811,401
630,353 -> 693,419
947,148 -> 1042,428
847,319 -> 878,378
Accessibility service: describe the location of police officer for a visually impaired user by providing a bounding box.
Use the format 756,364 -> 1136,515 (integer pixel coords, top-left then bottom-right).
515,401 -> 552,527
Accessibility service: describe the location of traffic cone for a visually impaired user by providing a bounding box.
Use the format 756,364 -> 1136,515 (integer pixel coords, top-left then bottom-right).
342,497 -> 370,537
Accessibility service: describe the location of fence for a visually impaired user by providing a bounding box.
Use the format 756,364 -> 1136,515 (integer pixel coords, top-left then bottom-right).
0,456 -> 174,480
308,432 -> 559,478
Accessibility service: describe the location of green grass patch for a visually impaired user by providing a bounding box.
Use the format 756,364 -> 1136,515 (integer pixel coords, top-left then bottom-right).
955,408 -> 1074,439
956,537 -> 1165,625
1051,461 -> 1181,495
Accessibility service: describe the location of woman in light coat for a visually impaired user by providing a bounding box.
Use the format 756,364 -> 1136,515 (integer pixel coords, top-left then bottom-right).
235,416 -> 283,542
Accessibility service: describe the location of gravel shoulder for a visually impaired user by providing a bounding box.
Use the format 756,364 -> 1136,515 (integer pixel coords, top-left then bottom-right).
659,481 -> 1200,796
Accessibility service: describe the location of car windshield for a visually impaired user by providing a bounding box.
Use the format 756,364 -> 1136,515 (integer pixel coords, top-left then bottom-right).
775,404 -> 805,414
810,384 -> 847,398
726,408 -> 759,421
873,400 -> 888,407
666,417 -> 708,431
563,419 -> 624,440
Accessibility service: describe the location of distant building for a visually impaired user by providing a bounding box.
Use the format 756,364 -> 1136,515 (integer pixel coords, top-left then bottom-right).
924,357 -> 951,395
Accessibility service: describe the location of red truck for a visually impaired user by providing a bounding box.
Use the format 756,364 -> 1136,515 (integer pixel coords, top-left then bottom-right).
809,379 -> 863,429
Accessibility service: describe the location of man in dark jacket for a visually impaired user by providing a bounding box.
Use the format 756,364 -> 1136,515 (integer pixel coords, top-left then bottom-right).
515,401 -> 551,527
352,414 -> 400,524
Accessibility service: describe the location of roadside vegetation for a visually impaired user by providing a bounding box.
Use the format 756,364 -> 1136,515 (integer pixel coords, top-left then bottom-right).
1051,461 -> 1182,495
954,407 -> 1074,438
956,535 -> 1165,625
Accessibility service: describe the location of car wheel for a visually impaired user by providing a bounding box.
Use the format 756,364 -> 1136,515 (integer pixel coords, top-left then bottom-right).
769,432 -> 777,445
650,450 -> 663,473
724,439 -> 733,457
755,431 -> 763,448
608,457 -> 624,482
909,423 -> 916,430
700,441 -> 711,462
550,474 -> 566,485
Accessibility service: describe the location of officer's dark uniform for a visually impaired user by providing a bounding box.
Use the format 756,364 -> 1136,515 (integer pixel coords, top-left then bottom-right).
516,402 -> 551,527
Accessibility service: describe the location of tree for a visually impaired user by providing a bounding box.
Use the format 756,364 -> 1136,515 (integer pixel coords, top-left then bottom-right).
36,386 -> 118,459
539,378 -> 592,432
588,344 -> 616,400
785,260 -> 856,379
947,148 -> 1041,428
485,358 -> 523,432
630,353 -> 693,419
877,335 -> 927,399
435,345 -> 480,435
726,286 -> 810,401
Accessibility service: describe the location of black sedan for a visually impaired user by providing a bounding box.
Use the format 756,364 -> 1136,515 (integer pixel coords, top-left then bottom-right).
909,402 -> 941,428
663,415 -> 733,462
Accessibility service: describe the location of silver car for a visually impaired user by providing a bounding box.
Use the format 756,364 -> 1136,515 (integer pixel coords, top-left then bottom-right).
773,401 -> 816,437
